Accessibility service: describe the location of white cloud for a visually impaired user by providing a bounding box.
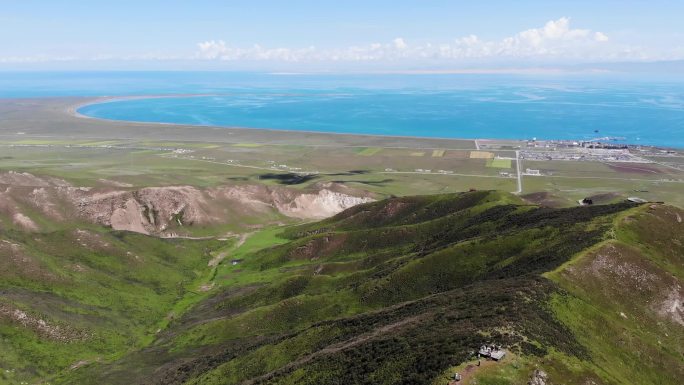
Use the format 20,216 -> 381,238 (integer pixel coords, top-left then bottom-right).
1,18 -> 679,67
493,17 -> 610,58
594,32 -> 609,42
393,38 -> 407,50
196,18 -> 622,63
197,40 -> 228,59
196,40 -> 316,62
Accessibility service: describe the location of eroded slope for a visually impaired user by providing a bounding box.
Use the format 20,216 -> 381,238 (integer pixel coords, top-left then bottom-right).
59,191 -> 679,385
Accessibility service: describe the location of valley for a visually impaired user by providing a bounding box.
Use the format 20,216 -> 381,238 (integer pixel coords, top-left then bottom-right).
1,174 -> 681,384
0,98 -> 682,385
3,2 -> 684,384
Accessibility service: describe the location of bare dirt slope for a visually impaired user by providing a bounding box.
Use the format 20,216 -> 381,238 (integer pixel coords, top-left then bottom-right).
0,172 -> 374,236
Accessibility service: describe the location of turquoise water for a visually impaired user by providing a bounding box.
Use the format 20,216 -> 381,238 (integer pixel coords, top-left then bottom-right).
2,72 -> 683,147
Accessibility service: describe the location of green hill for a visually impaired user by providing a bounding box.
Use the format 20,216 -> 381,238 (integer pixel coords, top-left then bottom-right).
2,191 -> 682,384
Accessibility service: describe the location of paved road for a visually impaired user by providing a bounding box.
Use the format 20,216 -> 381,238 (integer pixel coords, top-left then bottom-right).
515,150 -> 523,194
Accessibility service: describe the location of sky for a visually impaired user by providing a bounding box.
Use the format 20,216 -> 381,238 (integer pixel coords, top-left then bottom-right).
1,0 -> 684,71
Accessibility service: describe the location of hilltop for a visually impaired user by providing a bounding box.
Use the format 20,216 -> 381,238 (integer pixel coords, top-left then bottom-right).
33,190 -> 681,385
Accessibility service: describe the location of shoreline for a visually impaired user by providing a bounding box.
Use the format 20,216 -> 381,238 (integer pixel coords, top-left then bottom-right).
68,94 -> 219,120
70,95 -> 516,145
71,94 -> 678,150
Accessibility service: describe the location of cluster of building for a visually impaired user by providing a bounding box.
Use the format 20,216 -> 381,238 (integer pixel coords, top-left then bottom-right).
524,137 -> 629,150
520,148 -> 647,163
172,148 -> 194,154
478,344 -> 506,360
266,160 -> 302,172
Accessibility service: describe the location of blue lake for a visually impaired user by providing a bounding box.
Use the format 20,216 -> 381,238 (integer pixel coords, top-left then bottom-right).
2,72 -> 683,147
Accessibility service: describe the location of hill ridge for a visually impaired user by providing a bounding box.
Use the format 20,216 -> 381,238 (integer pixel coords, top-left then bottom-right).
1,191 -> 681,385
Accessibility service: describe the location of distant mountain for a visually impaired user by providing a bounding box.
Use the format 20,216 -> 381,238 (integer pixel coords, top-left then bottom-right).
383,59 -> 684,75
45,191 -> 682,385
578,59 -> 684,74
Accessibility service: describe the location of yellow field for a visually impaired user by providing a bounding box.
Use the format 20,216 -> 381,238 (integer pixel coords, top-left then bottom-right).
444,150 -> 470,159
470,151 -> 494,159
432,149 -> 445,157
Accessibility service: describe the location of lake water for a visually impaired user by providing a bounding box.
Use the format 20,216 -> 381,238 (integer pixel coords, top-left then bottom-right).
2,72 -> 684,147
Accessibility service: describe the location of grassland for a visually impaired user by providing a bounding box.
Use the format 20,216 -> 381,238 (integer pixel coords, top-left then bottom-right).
3,139 -> 681,206
0,179 -> 681,384
356,147 -> 383,156
0,224 -> 225,384
2,97 -> 682,205
0,98 -> 682,384
2,97 -> 684,206
542,204 -> 684,385
46,191 -> 682,385
486,158 -> 512,168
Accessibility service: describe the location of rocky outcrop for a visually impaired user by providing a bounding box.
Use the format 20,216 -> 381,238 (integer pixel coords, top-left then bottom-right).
73,184 -> 373,235
0,171 -> 70,188
658,285 -> 684,326
528,369 -> 548,385
0,172 -> 375,236
110,199 -> 150,235
0,303 -> 88,342
274,188 -> 373,219
12,213 -> 38,232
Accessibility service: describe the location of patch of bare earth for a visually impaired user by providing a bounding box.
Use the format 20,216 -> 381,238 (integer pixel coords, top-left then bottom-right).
521,192 -> 559,207
585,192 -> 622,205
0,171 -> 375,237
657,285 -> 684,326
607,163 -> 663,175
564,241 -> 684,327
289,233 -> 348,261
11,212 -> 38,231
0,171 -> 71,187
208,233 -> 251,267
0,303 -> 89,342
452,360 -> 497,385
587,244 -> 659,292
274,188 -> 374,219
72,228 -> 114,251
379,199 -> 410,217
26,187 -> 65,220
110,198 -> 150,234
0,240 -> 58,281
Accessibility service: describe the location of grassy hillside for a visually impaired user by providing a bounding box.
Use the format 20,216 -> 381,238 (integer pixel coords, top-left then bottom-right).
46,190 -> 682,385
0,222 -> 225,384
545,204 -> 684,385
